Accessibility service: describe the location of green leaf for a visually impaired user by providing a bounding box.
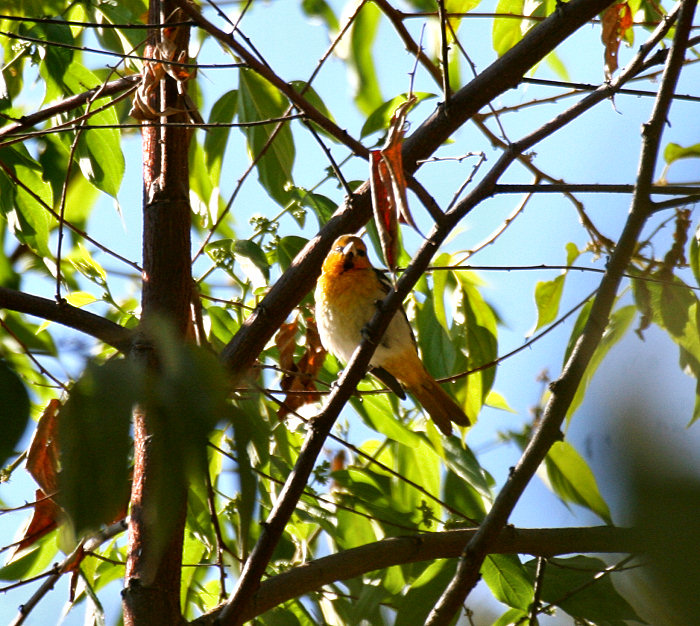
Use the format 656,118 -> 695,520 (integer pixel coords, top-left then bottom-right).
275,235 -> 308,271
0,144 -> 52,256
237,68 -> 294,205
530,274 -> 565,333
0,359 -> 30,467
566,304 -> 636,420
63,63 -> 124,197
485,389 -> 515,412
350,388 -> 422,448
481,554 -> 532,611
289,80 -> 336,138
234,238 -> 270,282
690,225 -> 700,287
394,559 -> 457,626
430,253 -> 452,334
633,275 -> 700,424
396,438 -> 441,516
492,0 -> 525,56
545,49 -> 570,81
289,187 -> 336,227
454,273 -> 499,422
229,405 -> 261,561
442,469 -> 487,521
301,0 -> 339,31
0,532 -> 59,582
415,290 -> 457,380
664,142 -> 700,165
493,608 -> 528,626
207,305 -> 240,348
204,89 -> 238,183
442,437 -> 493,498
544,441 -> 613,524
360,92 -> 435,138
31,18 -> 74,103
348,1 -> 382,114
58,360 -> 140,536
524,555 -> 644,624
335,503 -> 378,550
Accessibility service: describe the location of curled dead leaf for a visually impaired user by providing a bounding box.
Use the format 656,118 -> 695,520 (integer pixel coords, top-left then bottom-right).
601,2 -> 633,80
276,317 -> 326,419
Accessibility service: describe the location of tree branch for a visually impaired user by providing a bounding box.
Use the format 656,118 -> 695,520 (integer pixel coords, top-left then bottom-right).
427,1 -> 696,623
192,525 -> 643,624
0,286 -> 133,353
217,0 -> 622,385
0,76 -> 140,141
492,183 -> 700,196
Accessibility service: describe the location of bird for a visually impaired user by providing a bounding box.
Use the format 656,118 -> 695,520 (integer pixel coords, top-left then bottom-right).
314,234 -> 470,435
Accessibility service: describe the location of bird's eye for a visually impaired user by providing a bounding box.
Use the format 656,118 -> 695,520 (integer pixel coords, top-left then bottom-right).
356,248 -> 366,257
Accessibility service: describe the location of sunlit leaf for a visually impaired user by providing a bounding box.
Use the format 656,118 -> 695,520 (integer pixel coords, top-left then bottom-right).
348,1 -> 382,114
566,304 -> 636,420
544,441 -> 613,524
485,389 -> 515,412
530,274 -> 565,334
0,531 -> 59,582
690,224 -> 700,287
664,142 -> 700,165
493,0 -> 525,56
482,554 -> 532,611
63,63 -> 124,198
0,144 -> 52,256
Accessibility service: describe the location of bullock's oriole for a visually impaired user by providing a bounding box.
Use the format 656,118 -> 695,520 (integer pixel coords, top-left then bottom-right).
314,235 -> 469,435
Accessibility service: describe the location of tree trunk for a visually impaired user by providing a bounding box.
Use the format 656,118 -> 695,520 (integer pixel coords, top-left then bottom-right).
123,1 -> 192,623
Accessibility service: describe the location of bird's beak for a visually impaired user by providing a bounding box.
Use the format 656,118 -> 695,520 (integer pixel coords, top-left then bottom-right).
341,242 -> 356,270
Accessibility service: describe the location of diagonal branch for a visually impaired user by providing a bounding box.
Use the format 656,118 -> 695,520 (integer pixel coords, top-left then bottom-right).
427,1 -> 697,623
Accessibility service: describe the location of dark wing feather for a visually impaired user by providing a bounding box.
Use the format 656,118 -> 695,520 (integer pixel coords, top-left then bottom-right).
370,366 -> 406,400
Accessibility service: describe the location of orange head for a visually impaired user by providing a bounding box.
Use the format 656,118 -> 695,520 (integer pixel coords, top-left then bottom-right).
322,235 -> 373,275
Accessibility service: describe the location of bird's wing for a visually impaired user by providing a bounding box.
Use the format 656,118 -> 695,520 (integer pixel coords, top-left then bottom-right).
369,366 -> 406,399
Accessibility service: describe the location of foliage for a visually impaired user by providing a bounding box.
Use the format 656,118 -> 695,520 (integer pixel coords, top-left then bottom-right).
0,0 -> 699,625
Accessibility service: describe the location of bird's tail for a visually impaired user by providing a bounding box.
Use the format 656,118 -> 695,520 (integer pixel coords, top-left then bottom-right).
406,372 -> 470,436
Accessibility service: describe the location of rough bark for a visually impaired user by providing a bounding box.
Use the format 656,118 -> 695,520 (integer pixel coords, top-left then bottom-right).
122,1 -> 192,623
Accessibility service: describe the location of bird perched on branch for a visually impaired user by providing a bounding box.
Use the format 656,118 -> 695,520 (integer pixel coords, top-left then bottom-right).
314,235 -> 469,435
